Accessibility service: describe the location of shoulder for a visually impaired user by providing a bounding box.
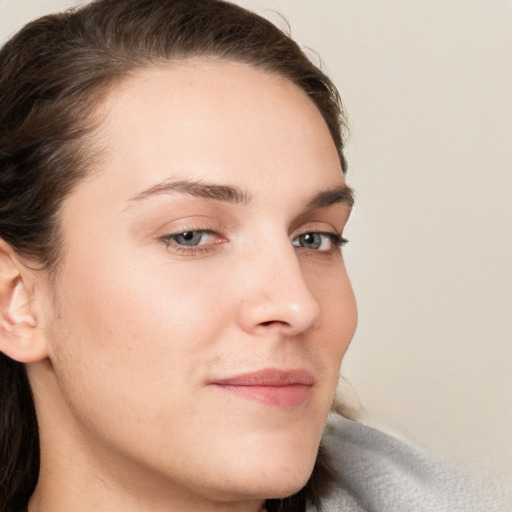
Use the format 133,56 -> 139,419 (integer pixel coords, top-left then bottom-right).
311,413 -> 494,512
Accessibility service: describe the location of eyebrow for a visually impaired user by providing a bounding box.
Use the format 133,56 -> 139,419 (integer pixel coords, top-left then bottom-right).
128,178 -> 354,210
129,179 -> 251,205
307,186 -> 355,210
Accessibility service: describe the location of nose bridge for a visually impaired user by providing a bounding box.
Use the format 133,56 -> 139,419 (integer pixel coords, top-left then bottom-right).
237,230 -> 322,335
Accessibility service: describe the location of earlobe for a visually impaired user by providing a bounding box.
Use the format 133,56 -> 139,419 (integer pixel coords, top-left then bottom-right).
0,240 -> 49,363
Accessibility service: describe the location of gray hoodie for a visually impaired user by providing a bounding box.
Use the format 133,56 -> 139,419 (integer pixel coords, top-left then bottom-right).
308,414 -> 498,512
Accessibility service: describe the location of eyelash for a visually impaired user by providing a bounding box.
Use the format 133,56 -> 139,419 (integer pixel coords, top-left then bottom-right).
159,229 -> 348,256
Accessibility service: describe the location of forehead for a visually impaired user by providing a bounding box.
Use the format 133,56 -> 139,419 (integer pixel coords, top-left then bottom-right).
79,59 -> 344,209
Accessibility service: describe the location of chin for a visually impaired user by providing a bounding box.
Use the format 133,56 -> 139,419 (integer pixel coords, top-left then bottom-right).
258,471 -> 313,501
219,442 -> 318,501
221,414 -> 325,498
213,469 -> 313,504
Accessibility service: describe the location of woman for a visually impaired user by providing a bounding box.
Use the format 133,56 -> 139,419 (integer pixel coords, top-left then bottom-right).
0,1 -> 486,511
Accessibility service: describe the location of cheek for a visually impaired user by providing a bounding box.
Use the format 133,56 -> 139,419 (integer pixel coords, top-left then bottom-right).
307,259 -> 357,353
46,254 -> 228,432
330,278 -> 358,349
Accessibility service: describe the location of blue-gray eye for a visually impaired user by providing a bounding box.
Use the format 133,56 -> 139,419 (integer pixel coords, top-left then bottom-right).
298,233 -> 323,249
171,231 -> 209,246
292,232 -> 346,251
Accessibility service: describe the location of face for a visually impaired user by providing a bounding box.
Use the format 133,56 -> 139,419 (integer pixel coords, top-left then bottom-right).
36,60 -> 357,509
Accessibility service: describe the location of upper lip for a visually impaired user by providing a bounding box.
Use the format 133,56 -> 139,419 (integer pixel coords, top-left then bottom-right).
211,368 -> 315,387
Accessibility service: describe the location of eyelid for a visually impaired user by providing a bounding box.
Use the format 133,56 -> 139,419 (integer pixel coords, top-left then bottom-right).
291,221 -> 343,239
153,215 -> 223,240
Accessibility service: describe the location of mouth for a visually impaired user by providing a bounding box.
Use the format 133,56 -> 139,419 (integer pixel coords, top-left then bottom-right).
210,368 -> 315,409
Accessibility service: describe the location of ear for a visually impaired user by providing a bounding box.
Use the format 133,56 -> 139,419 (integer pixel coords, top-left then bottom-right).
0,240 -> 49,363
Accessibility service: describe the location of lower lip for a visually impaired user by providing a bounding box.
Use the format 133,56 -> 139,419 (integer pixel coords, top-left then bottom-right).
214,384 -> 312,408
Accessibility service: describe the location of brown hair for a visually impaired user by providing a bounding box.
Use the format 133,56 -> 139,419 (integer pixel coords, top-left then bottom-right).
0,1 -> 348,510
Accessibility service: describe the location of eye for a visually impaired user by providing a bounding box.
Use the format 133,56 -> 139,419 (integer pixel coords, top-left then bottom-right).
168,230 -> 216,247
291,232 -> 347,251
160,229 -> 222,255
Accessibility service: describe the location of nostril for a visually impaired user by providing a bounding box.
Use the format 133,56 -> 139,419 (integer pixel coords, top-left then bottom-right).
259,320 -> 288,327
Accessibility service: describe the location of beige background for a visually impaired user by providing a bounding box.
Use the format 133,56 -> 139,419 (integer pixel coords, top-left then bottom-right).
2,0 -> 510,498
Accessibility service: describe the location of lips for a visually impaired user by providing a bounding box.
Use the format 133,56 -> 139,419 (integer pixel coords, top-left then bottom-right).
210,368 -> 314,408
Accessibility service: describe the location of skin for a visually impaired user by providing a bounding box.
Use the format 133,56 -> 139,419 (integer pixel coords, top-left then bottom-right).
3,60 -> 357,511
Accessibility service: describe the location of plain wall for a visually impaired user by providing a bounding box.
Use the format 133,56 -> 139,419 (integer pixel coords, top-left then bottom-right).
1,0 -> 510,498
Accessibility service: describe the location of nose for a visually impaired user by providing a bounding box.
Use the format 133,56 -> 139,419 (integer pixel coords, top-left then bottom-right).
236,240 -> 322,337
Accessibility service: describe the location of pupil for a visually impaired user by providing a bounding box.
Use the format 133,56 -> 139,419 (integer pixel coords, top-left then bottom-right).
303,233 -> 320,248
183,232 -> 194,241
